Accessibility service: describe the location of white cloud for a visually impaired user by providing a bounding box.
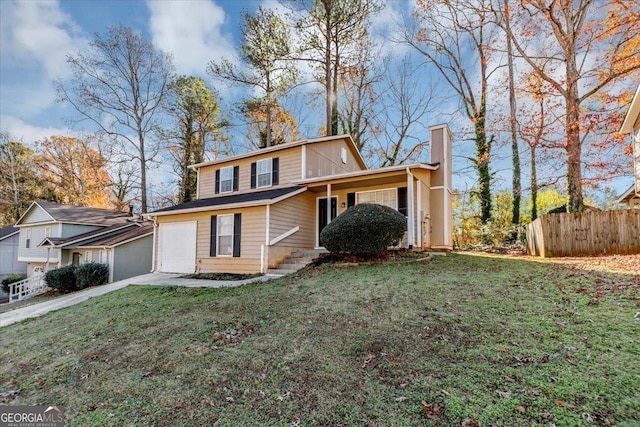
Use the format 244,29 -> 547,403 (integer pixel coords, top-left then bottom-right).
0,0 -> 86,80
146,0 -> 236,76
0,116 -> 75,144
0,0 -> 88,118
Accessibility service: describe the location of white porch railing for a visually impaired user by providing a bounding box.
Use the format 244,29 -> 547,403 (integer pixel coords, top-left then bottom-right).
9,274 -> 47,303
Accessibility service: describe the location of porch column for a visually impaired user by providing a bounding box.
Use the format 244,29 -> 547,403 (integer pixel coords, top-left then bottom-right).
406,168 -> 415,248
326,183 -> 332,227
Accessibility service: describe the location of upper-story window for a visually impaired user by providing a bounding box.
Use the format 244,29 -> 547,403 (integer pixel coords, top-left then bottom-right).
215,165 -> 239,194
45,226 -> 51,238
251,157 -> 279,189
219,166 -> 234,193
25,228 -> 31,249
257,159 -> 272,187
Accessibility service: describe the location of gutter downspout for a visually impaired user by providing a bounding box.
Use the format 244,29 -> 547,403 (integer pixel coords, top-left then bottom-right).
406,167 -> 415,248
151,217 -> 158,273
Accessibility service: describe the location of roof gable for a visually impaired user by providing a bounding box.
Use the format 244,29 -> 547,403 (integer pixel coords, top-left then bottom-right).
190,134 -> 367,171
621,85 -> 640,133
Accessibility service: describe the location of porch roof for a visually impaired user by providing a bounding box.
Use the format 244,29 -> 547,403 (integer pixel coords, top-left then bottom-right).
295,162 -> 439,189
146,186 -> 306,217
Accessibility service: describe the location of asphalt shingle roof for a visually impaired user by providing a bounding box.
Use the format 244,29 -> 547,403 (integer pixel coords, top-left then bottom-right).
151,186 -> 303,214
36,201 -> 131,225
0,225 -> 19,241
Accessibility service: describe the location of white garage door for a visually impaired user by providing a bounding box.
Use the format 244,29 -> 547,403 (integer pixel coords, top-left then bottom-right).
158,221 -> 197,273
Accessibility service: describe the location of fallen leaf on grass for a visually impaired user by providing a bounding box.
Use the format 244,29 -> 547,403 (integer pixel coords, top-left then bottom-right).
515,405 -> 526,414
362,353 -> 377,369
582,412 -> 593,423
460,418 -> 482,426
395,396 -> 407,402
555,399 -> 577,408
495,390 -> 511,398
420,401 -> 442,419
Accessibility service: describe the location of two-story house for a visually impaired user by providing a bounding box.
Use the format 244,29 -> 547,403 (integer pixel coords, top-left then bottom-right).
15,202 -> 153,281
146,125 -> 453,274
618,84 -> 640,208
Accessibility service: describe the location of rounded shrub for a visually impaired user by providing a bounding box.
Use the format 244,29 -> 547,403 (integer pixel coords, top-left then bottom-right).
45,265 -> 78,293
2,273 -> 27,294
320,203 -> 407,255
76,262 -> 109,289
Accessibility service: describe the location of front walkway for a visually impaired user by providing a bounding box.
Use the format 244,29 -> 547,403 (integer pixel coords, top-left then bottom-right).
0,272 -> 272,328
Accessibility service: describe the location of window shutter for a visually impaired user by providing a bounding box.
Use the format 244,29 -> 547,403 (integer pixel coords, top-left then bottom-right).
347,192 -> 356,208
272,157 -> 279,185
215,169 -> 220,194
233,213 -> 241,257
233,166 -> 239,191
250,162 -> 257,188
398,187 -> 408,216
210,215 -> 217,257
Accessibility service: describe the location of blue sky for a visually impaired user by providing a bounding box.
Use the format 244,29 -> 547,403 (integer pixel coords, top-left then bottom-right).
0,0 -> 633,203
0,0 -> 253,142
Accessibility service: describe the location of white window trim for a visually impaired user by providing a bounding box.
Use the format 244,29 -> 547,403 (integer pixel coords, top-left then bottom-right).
217,214 -> 234,257
45,226 -> 51,238
85,250 -> 93,264
219,166 -> 234,193
256,158 -> 273,188
26,228 -> 32,248
355,188 -> 398,210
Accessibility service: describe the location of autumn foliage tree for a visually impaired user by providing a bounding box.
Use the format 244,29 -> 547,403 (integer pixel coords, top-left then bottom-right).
496,0 -> 640,212
36,136 -> 115,208
242,99 -> 298,149
0,133 -> 48,226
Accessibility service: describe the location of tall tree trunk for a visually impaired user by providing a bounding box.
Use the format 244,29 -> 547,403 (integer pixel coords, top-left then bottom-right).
265,72 -> 272,147
475,111 -> 492,224
139,132 -> 147,213
325,17 -> 332,136
505,0 -> 520,228
565,55 -> 584,212
530,145 -> 538,221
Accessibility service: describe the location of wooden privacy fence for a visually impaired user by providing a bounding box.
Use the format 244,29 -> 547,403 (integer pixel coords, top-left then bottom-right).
526,210 -> 640,257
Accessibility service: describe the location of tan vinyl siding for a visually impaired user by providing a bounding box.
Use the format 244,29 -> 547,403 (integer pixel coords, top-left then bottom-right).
268,192 -> 316,267
305,138 -> 365,179
156,206 -> 266,274
198,147 -> 302,198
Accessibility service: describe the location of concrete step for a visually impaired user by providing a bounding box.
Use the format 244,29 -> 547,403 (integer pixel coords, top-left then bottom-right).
289,249 -> 328,258
277,263 -> 309,270
266,268 -> 298,275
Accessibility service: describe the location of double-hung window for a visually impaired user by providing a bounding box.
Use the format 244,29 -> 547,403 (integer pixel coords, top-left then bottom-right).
219,166 -> 234,193
217,214 -> 234,256
25,228 -> 31,249
356,189 -> 398,210
257,158 -> 272,188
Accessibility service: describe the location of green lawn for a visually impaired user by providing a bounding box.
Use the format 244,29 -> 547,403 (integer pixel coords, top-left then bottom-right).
1,253 -> 638,426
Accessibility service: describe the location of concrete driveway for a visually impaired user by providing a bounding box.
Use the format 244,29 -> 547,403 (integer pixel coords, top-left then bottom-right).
0,272 -> 272,328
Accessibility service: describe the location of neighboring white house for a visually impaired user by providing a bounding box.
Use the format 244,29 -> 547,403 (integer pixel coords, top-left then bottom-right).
619,84 -> 640,208
14,201 -> 152,281
0,225 -> 28,299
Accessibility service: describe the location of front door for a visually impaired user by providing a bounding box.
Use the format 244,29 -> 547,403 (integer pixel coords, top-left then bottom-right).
318,197 -> 337,245
72,252 -> 81,266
